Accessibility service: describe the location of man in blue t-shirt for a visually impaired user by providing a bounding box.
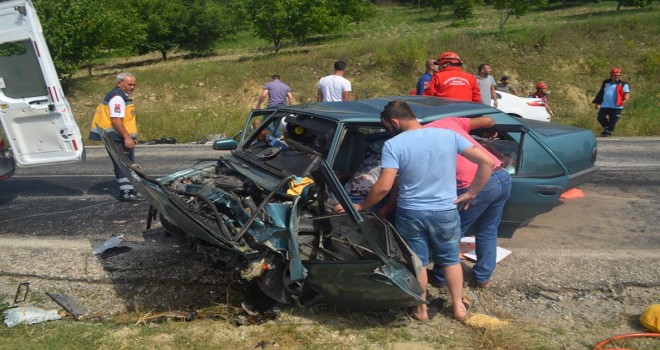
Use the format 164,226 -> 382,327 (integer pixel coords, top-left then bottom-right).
336,100 -> 494,321
416,60 -> 438,95
592,67 -> 630,137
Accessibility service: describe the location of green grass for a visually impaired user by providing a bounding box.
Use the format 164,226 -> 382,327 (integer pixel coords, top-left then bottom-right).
67,1 -> 659,143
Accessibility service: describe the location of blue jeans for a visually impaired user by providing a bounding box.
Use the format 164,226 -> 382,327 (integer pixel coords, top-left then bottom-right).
430,169 -> 512,284
395,207 -> 461,267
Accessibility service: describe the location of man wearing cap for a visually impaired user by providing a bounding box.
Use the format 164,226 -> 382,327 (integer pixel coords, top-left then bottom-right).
495,76 -> 517,95
529,81 -> 554,117
592,68 -> 630,137
317,60 -> 352,102
424,52 -> 481,103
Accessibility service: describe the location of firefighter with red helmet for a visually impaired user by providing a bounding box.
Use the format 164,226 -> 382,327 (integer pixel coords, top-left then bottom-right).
592,67 -> 630,137
529,81 -> 554,117
423,52 -> 481,103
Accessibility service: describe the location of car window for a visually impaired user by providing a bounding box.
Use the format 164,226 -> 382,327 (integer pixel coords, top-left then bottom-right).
237,112 -> 337,177
332,124 -> 387,179
475,128 -> 564,178
0,40 -> 47,99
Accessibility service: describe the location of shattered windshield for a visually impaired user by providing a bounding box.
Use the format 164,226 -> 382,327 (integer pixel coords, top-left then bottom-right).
235,112 -> 337,178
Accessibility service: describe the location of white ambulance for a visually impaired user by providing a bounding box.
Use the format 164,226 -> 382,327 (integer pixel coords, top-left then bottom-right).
0,0 -> 84,180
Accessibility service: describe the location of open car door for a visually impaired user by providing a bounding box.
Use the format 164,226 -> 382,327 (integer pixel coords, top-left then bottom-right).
0,0 -> 83,170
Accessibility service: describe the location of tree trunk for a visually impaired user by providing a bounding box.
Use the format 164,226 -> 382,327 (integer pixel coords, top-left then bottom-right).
499,10 -> 512,31
160,49 -> 168,61
87,64 -> 93,76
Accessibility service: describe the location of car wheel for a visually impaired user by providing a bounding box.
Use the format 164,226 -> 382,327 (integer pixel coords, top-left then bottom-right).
256,255 -> 315,305
159,214 -> 186,235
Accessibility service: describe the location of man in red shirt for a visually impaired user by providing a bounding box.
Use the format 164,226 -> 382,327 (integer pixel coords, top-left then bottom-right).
423,52 -> 481,103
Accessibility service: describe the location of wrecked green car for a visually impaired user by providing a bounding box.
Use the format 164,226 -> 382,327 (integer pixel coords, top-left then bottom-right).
102,96 -> 598,309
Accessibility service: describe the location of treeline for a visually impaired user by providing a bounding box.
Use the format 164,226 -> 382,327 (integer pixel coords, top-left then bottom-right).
32,0 -> 375,78
32,0 -> 653,79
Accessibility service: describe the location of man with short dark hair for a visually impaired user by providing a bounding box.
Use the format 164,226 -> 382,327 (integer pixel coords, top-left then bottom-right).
337,100 -> 494,321
416,59 -> 439,95
476,64 -> 498,107
495,75 -> 517,95
593,67 -> 630,137
317,60 -> 352,102
89,72 -> 142,202
424,52 -> 481,103
256,74 -> 295,109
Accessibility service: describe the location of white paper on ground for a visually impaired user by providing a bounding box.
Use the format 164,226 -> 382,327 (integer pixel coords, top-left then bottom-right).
460,236 -> 512,263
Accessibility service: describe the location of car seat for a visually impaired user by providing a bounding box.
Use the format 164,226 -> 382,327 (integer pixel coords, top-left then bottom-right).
333,128 -> 366,175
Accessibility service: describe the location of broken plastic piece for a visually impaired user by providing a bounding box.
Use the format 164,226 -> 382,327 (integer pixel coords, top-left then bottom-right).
93,235 -> 124,255
46,292 -> 87,320
560,188 -> 585,199
14,282 -> 29,304
100,246 -> 132,259
3,307 -> 61,327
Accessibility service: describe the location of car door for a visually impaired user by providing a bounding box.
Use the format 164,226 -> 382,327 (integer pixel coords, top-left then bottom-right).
494,124 -> 569,228
0,0 -> 83,168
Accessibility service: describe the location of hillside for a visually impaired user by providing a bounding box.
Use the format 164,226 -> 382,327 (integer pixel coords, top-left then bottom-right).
67,2 -> 660,143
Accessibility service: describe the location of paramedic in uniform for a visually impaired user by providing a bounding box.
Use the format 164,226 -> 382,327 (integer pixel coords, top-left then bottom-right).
89,72 -> 142,202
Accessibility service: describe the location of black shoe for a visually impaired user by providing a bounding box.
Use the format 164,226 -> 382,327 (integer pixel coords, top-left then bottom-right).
119,190 -> 144,202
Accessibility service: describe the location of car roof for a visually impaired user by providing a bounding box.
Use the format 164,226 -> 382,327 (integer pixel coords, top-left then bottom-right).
277,96 -> 499,124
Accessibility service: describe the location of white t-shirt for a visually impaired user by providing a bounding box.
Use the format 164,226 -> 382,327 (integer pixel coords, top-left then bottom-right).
108,95 -> 126,118
317,75 -> 351,102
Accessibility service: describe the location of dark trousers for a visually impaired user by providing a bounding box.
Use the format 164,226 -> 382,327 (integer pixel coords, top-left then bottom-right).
597,108 -> 622,134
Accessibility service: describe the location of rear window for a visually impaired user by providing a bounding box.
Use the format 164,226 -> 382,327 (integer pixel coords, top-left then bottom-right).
0,40 -> 47,99
521,119 -> 583,137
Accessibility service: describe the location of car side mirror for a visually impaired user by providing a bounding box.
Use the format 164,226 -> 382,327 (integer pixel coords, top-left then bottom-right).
213,139 -> 238,150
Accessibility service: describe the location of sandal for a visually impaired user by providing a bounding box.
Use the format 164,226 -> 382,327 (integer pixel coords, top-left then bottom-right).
453,297 -> 472,323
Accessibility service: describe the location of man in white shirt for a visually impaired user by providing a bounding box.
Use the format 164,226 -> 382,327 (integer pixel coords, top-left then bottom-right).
317,60 -> 352,102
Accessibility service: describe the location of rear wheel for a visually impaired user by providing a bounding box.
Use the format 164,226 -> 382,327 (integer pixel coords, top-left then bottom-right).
256,255 -> 315,305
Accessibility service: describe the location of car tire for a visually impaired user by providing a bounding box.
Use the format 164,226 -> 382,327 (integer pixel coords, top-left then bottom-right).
256,255 -> 315,305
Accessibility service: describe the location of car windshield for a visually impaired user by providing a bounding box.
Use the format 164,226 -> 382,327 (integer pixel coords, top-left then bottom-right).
235,112 -> 337,177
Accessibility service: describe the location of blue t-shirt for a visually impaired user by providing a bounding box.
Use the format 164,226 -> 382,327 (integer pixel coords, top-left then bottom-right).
601,82 -> 630,109
416,72 -> 433,95
381,128 -> 472,211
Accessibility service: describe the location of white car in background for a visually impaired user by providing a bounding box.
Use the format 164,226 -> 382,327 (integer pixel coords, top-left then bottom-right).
492,91 -> 551,122
0,0 -> 84,180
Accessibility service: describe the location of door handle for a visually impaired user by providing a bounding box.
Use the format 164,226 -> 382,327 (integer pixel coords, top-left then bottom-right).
532,185 -> 563,195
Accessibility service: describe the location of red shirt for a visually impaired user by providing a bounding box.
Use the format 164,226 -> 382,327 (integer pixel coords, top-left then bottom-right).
425,118 -> 501,189
423,66 -> 481,103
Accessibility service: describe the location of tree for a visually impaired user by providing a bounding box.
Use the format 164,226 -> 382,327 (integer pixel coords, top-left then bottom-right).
176,0 -> 238,56
33,0 -> 141,78
493,0 -> 548,31
330,0 -> 377,24
452,0 -> 475,20
134,0 -> 186,61
134,0 -> 236,60
244,0 -> 375,53
616,0 -> 652,10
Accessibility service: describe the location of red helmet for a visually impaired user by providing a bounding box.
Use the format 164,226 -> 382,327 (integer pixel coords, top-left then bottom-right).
536,81 -> 548,90
435,51 -> 461,65
611,67 -> 622,75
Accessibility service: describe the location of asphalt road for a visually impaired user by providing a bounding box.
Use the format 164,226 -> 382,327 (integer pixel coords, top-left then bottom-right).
0,138 -> 658,316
